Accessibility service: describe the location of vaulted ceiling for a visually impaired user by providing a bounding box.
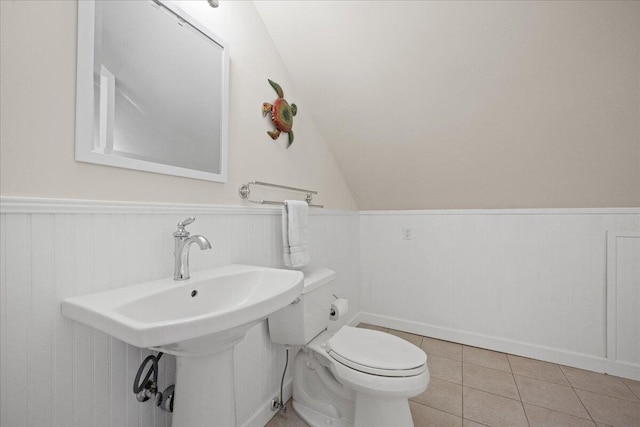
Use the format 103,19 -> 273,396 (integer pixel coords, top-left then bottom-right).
255,1 -> 640,210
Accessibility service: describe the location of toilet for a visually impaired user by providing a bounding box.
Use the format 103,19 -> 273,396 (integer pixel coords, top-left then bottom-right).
268,268 -> 430,427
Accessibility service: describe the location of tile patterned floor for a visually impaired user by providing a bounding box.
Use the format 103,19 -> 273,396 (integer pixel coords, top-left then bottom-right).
266,323 -> 640,427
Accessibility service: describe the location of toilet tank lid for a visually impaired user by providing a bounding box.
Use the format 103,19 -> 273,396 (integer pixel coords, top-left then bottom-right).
301,267 -> 336,294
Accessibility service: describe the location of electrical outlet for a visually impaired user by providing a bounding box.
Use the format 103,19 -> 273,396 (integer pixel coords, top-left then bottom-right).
402,227 -> 412,240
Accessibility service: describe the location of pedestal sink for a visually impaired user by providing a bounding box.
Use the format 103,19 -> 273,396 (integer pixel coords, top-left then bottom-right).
61,264 -> 304,426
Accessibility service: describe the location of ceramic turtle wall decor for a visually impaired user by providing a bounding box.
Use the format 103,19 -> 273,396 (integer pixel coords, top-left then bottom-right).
263,79 -> 297,148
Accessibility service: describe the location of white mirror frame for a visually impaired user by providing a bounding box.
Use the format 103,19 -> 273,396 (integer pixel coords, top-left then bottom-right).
75,0 -> 229,182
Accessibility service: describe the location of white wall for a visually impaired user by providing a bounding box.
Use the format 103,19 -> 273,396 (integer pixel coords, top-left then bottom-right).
0,198 -> 359,427
0,0 -> 357,210
359,209 -> 640,379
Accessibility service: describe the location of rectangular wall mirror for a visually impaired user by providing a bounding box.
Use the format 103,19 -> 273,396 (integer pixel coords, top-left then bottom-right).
75,0 -> 229,182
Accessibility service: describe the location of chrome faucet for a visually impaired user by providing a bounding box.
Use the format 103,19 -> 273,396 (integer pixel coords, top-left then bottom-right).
173,217 -> 212,281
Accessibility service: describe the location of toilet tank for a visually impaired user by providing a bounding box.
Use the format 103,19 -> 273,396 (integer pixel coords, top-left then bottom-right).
268,267 -> 336,345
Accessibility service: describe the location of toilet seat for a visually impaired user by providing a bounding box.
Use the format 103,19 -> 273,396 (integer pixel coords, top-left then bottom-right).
326,326 -> 427,377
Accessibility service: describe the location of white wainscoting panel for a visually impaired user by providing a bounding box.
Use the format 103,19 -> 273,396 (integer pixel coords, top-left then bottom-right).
359,209 -> 640,378
2,197 -> 637,427
0,198 -> 359,427
607,232 -> 640,379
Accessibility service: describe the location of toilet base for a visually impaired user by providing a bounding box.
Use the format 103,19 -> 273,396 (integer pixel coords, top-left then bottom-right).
293,401 -> 352,427
291,348 -> 420,427
293,397 -> 414,427
353,394 -> 413,427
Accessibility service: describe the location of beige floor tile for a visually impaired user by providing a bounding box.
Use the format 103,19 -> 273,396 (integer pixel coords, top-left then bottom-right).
524,403 -> 597,427
463,363 -> 520,400
620,377 -> 640,400
620,378 -> 640,399
575,388 -> 640,427
410,401 -> 463,427
462,419 -> 487,427
421,336 -> 463,361
508,354 -> 570,386
463,387 -> 528,427
561,366 -> 639,401
463,346 -> 511,373
428,354 -> 462,384
411,377 -> 463,417
355,322 -> 389,333
265,399 -> 309,427
515,375 -> 590,419
388,328 -> 423,347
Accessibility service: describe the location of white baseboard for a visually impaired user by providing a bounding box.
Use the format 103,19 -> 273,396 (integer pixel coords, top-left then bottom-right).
347,312 -> 364,327
241,377 -> 293,427
604,360 -> 640,382
342,311 -> 363,328
359,312 -> 640,381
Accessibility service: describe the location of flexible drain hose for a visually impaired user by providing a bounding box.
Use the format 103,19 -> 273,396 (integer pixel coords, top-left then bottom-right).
133,352 -> 163,394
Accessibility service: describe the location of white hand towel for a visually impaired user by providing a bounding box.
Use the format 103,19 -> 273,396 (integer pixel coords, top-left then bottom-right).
282,200 -> 310,268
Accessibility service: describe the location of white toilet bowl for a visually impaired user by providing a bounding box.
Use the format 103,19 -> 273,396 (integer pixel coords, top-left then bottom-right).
292,326 -> 429,427
268,268 -> 430,427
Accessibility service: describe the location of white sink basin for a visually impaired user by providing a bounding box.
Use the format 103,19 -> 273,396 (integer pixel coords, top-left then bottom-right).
61,264 -> 304,352
62,264 -> 304,426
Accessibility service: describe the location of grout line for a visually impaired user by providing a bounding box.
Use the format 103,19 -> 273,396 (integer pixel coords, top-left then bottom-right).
423,353 -> 462,383
619,379 -> 640,401
461,350 -> 465,420
463,419 -> 490,427
507,357 -> 519,398
523,401 -> 596,423
503,357 -> 572,387
508,355 -> 530,427
422,383 -> 598,427
426,356 -> 532,415
423,347 -> 460,358
409,400 -> 463,422
558,364 -> 573,385
421,347 -> 463,363
510,372 -> 637,423
462,383 -> 522,403
462,359 -> 514,375
560,365 -> 640,403
569,383 -> 640,403
462,343 -> 466,362
513,373 -> 578,390
573,386 -> 596,423
507,372 -> 572,388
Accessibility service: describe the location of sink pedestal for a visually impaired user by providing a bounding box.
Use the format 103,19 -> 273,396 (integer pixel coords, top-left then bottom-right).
155,325 -> 250,427
172,348 -> 236,427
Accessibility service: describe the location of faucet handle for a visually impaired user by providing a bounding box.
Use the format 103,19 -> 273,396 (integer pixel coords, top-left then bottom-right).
178,217 -> 195,228
174,217 -> 195,237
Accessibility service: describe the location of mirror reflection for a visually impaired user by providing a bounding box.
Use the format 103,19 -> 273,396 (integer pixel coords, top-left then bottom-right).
76,0 -> 229,182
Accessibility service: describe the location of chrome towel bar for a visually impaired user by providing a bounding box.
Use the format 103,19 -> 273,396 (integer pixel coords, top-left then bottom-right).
238,180 -> 323,208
